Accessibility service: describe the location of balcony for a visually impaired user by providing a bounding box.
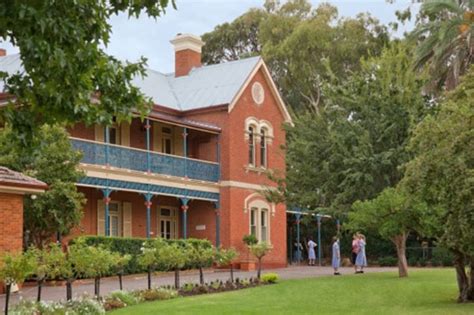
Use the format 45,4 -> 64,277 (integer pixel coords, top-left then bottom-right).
71,138 -> 220,182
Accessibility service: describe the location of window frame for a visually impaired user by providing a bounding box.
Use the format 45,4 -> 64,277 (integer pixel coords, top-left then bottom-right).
248,200 -> 271,243
248,126 -> 256,166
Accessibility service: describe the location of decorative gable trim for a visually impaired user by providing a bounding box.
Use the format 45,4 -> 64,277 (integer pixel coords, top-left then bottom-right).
228,58 -> 293,125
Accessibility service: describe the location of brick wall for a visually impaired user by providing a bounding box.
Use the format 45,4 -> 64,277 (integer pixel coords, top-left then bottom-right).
0,193 -> 24,254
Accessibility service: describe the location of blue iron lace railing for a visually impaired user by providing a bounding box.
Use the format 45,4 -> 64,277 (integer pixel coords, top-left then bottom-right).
71,138 -> 220,182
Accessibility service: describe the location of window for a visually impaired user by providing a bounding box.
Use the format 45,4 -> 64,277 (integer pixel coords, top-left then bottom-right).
162,127 -> 173,154
108,203 -> 120,237
260,129 -> 267,167
248,126 -> 255,165
250,208 -> 257,237
248,202 -> 270,243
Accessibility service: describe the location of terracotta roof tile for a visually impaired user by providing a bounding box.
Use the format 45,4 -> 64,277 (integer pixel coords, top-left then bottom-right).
0,167 -> 48,189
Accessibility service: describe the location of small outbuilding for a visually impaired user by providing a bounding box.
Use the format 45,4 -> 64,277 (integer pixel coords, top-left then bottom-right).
0,166 -> 47,294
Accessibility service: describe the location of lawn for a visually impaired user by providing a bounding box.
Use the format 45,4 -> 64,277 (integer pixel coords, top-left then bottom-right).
111,269 -> 474,315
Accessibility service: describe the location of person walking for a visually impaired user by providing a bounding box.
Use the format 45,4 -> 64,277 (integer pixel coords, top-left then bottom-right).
355,234 -> 368,273
332,236 -> 341,275
307,238 -> 317,266
351,233 -> 360,273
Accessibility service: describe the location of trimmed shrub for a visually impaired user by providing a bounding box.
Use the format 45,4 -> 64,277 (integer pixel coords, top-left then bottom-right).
71,236 -> 213,274
261,273 -> 279,284
377,256 -> 398,266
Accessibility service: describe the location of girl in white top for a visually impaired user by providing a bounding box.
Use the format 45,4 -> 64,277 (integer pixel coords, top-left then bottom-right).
307,238 -> 317,266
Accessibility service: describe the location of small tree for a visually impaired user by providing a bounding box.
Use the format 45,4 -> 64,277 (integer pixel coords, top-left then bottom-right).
90,247 -> 115,297
188,241 -> 215,285
138,238 -> 166,289
27,244 -> 66,302
0,252 -> 35,315
216,247 -> 239,283
249,243 -> 273,280
159,243 -> 188,289
243,234 -> 258,246
112,253 -> 131,291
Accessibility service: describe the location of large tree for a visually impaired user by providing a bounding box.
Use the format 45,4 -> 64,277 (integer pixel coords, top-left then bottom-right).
0,124 -> 85,247
400,67 -> 474,302
201,0 -> 389,112
281,43 -> 429,215
0,0 -> 174,140
411,0 -> 473,90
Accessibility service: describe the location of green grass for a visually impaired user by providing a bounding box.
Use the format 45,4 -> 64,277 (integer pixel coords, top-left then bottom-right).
111,269 -> 474,315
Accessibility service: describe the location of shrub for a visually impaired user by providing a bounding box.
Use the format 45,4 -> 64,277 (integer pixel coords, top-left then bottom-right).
103,298 -> 126,311
11,297 -> 105,315
65,296 -> 105,315
431,247 -> 453,266
243,234 -> 258,246
109,290 -> 141,306
139,288 -> 178,301
407,256 -> 418,267
72,236 -> 213,274
261,273 -> 279,284
377,256 -> 398,266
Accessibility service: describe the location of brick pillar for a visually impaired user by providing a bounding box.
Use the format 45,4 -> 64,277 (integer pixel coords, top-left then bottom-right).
0,192 -> 24,294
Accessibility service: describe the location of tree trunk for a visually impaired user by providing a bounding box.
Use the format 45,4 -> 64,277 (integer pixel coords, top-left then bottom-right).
66,279 -> 73,301
94,277 -> 101,298
257,258 -> 262,280
5,283 -> 11,315
391,234 -> 409,278
453,251 -> 469,303
37,278 -> 43,302
118,273 -> 123,291
147,267 -> 152,290
230,265 -> 234,283
174,268 -> 180,289
199,266 -> 204,285
467,257 -> 474,301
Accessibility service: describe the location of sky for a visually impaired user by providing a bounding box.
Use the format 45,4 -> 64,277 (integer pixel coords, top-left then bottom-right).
0,0 -> 420,73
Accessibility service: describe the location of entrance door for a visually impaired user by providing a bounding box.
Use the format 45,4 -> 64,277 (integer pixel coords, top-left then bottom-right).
158,207 -> 178,239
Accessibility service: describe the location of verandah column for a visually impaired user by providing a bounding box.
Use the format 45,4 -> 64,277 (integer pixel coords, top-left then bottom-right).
102,187 -> 112,236
214,200 -> 221,248
145,119 -> 151,173
143,191 -> 153,239
183,127 -> 188,178
180,197 -> 190,239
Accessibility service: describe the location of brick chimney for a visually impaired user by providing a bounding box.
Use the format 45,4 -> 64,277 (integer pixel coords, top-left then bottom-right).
0,49 -> 6,57
170,34 -> 204,77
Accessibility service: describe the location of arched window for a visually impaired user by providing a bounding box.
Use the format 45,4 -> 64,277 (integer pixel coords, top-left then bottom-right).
248,126 -> 256,166
260,129 -> 267,168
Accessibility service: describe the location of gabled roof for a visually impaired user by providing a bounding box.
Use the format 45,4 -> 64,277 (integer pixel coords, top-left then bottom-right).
133,56 -> 261,111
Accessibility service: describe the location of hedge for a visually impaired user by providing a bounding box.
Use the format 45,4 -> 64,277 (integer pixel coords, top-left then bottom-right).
70,236 -> 213,274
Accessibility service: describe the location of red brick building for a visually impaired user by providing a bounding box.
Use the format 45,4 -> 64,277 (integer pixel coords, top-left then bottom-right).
0,34 -> 292,268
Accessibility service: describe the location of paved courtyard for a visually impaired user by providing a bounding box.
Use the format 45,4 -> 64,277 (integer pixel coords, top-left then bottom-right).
0,265 -> 396,309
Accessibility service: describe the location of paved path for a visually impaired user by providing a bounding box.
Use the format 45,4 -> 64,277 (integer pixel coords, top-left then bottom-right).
0,266 -> 396,309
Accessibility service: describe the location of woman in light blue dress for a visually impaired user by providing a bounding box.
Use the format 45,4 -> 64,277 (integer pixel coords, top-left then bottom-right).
307,238 -> 317,266
355,234 -> 367,273
332,237 -> 341,275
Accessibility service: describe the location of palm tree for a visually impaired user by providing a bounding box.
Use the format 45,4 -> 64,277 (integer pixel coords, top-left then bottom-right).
411,0 -> 473,90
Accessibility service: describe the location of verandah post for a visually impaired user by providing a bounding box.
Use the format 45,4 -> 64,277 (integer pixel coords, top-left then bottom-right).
214,200 -> 221,248
180,197 -> 190,239
144,191 -> 153,239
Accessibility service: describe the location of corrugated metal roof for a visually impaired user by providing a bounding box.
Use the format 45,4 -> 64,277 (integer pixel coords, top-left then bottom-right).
0,54 -> 260,112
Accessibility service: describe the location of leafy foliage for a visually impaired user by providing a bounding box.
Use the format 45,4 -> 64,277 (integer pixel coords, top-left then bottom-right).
201,0 -> 389,111
0,124 -> 85,247
410,0 -> 473,90
0,0 -> 175,140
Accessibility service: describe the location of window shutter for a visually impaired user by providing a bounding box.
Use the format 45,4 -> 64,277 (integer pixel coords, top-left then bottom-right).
123,202 -> 132,237
95,125 -> 104,142
120,123 -> 130,147
97,200 -> 105,236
